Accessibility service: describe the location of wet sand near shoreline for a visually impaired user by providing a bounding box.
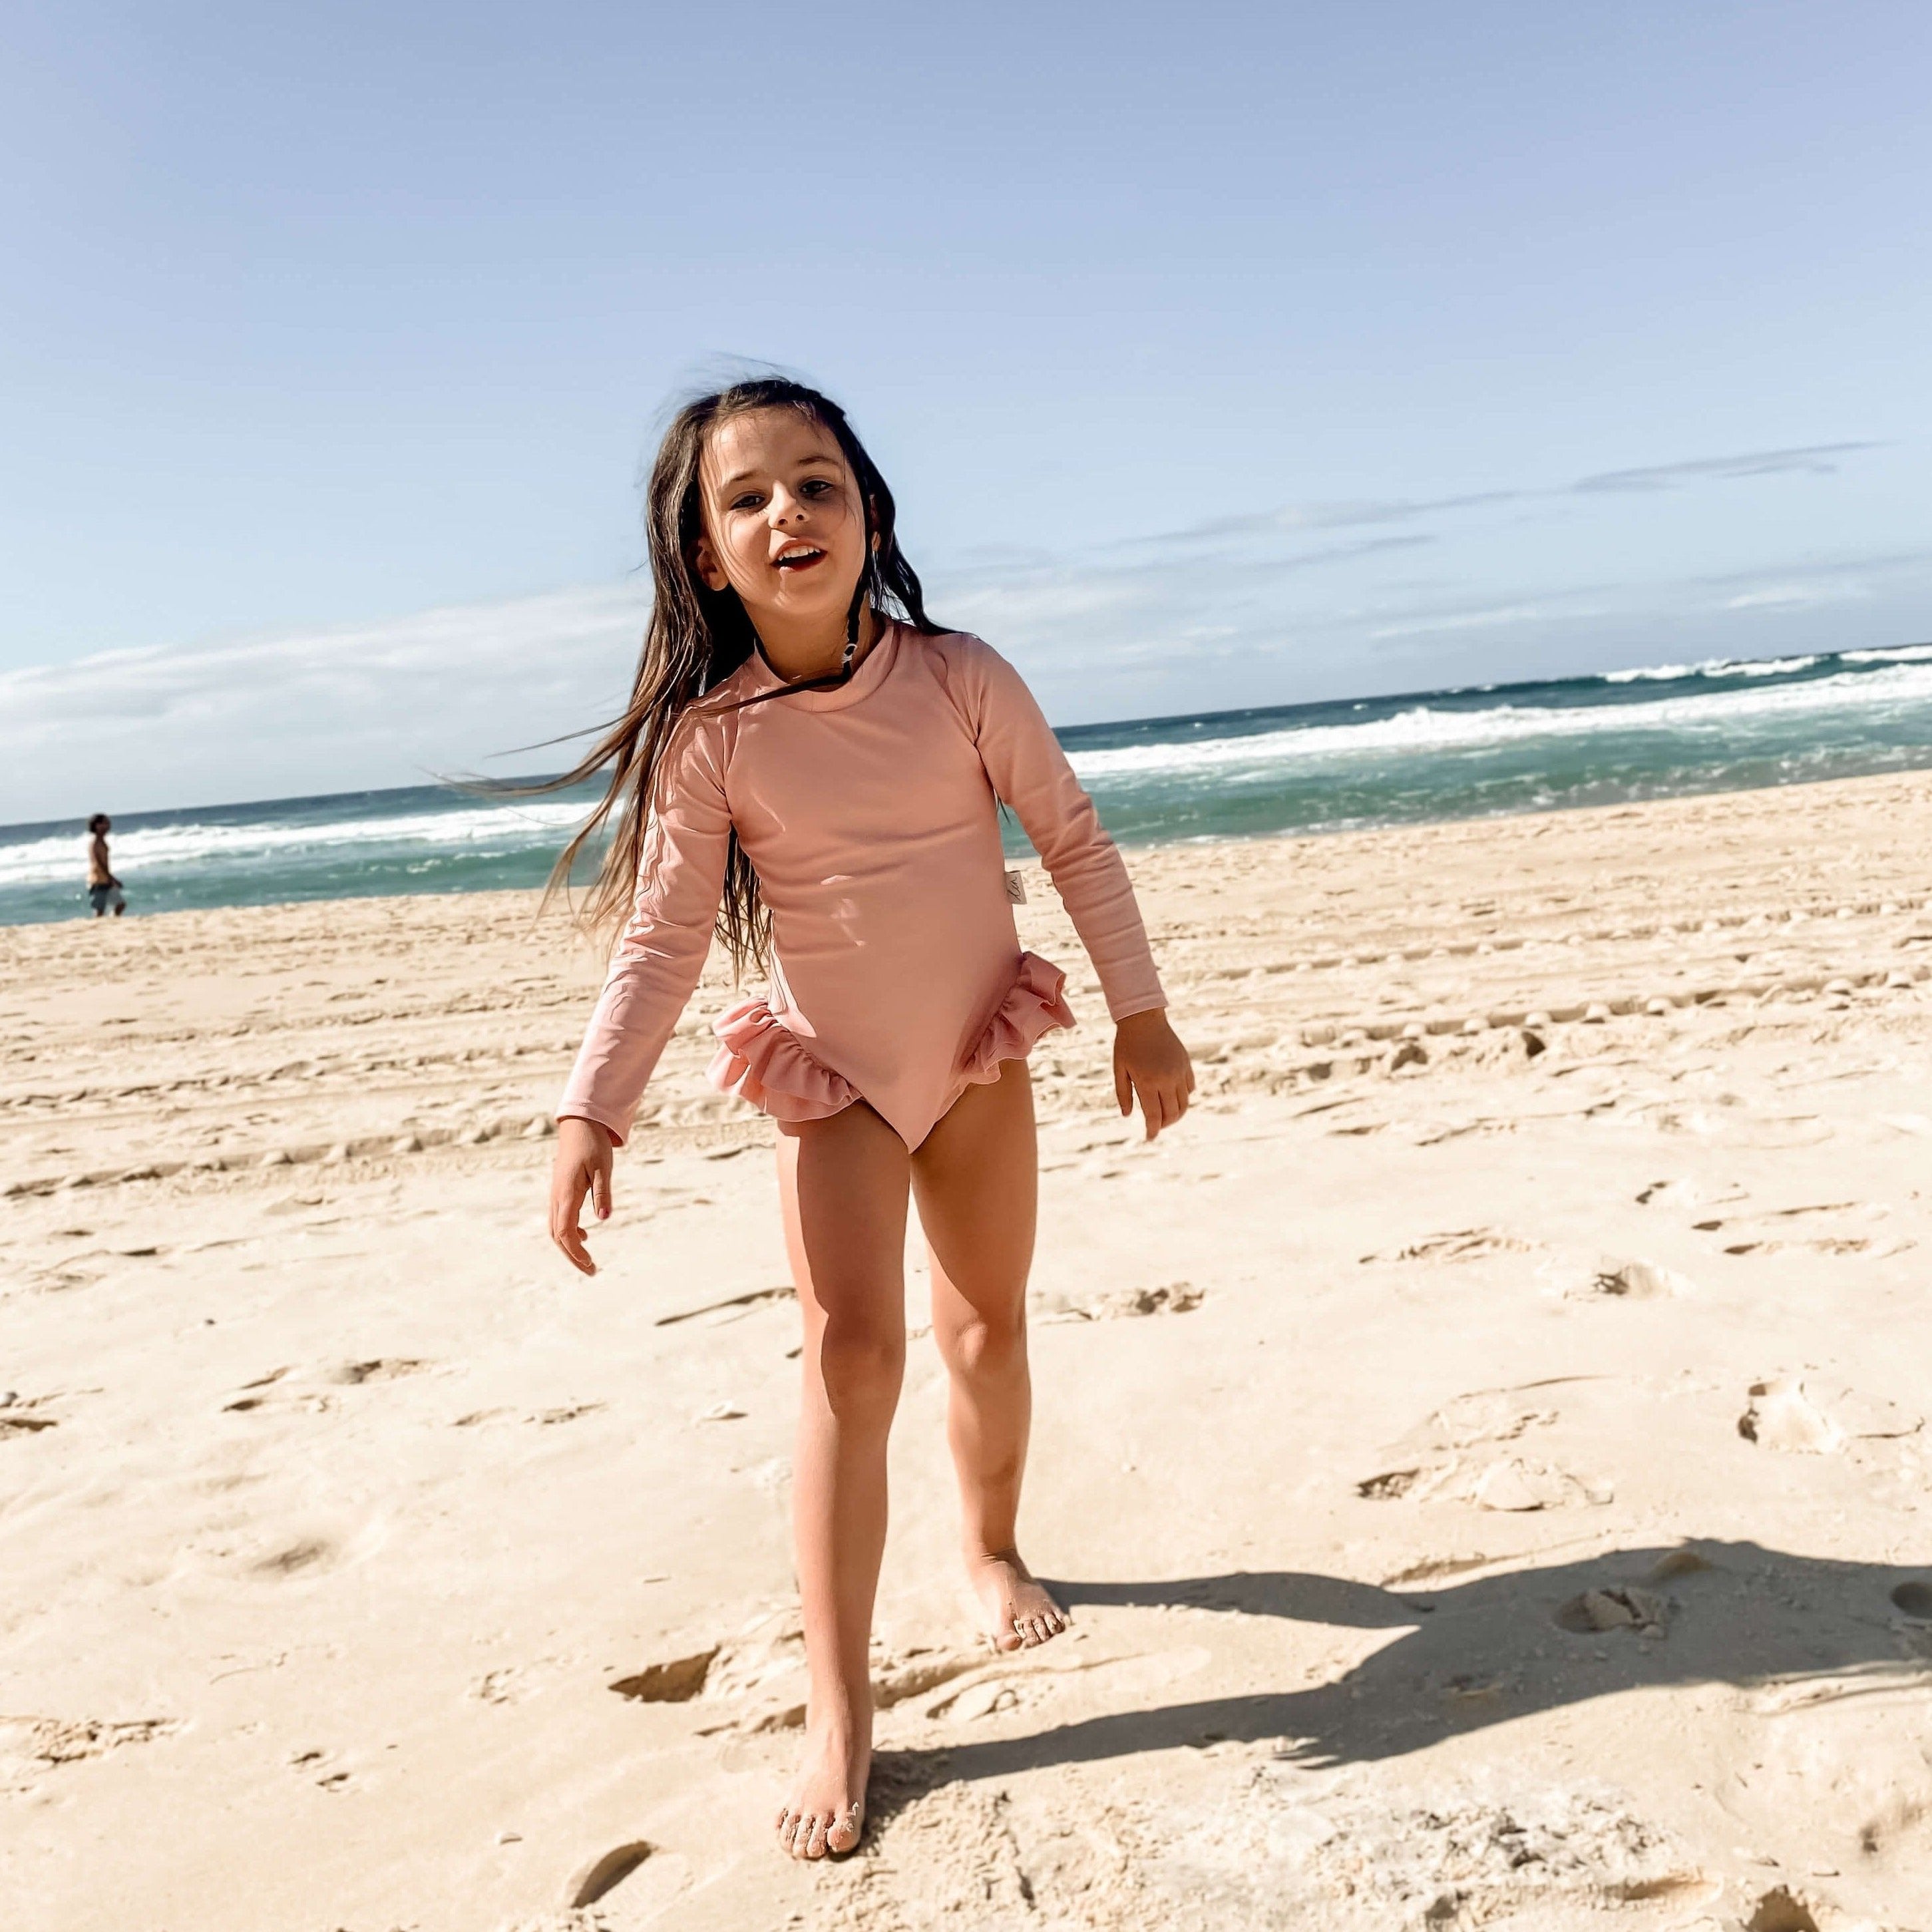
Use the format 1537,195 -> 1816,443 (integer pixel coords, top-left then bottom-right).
5,768 -> 1932,1930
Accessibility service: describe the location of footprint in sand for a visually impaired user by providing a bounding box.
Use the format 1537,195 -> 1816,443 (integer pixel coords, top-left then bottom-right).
1534,1253 -> 1692,1301
875,1650 -> 982,1709
608,1611 -> 815,1732
1739,1378 -> 1923,1453
7,1716 -> 180,1768
1381,1553 -> 1499,1586
1635,1177 -> 1744,1209
252,1538 -> 335,1576
472,1670 -> 516,1705
608,1648 -> 719,1703
1553,1584 -> 1669,1636
285,1748 -> 353,1792
1715,1236 -> 1877,1256
1358,1467 -> 1436,1501
1469,1457 -> 1611,1511
1740,1886 -> 1823,1932
0,1396 -> 61,1438
327,1358 -> 435,1386
1696,1201 -> 1886,1249
1358,1451 -> 1608,1513
563,1841 -> 687,1913
1585,1258 -> 1694,1300
225,1361 -> 431,1412
1428,1386 -> 1575,1446
1038,1282 -> 1204,1322
1360,1382 -> 1609,1509
608,1623 -> 986,1741
928,1675 -> 1019,1720
1890,1581 -> 1932,1619
1738,1379 -> 1843,1453
1362,1228 -> 1531,1264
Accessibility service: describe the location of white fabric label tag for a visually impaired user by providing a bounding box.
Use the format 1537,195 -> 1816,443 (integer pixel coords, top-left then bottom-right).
1004,869 -> 1028,905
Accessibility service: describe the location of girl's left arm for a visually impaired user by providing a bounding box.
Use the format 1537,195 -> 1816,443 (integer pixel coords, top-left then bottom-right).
958,639 -> 1195,1137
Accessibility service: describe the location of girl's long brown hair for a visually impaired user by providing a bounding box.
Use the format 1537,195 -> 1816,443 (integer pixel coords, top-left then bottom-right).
538,379 -> 943,976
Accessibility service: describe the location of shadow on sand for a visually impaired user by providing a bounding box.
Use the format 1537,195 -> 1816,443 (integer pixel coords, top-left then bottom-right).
872,1541 -> 1932,1806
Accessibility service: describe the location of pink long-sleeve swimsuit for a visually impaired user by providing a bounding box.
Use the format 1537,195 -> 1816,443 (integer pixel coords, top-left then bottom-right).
558,623 -> 1167,1150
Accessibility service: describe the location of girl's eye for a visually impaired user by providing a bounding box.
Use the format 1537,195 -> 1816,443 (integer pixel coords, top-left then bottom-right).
800,478 -> 833,498
730,492 -> 765,512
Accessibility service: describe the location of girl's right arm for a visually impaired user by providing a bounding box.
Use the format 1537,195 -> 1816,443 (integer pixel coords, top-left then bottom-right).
549,723 -> 732,1274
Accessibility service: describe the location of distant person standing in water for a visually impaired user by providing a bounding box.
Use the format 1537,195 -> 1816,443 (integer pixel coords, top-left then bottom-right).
87,815 -> 125,917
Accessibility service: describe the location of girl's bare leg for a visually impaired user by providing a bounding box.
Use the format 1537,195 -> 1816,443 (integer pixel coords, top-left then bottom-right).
775,1100 -> 910,1861
913,1060 -> 1069,1651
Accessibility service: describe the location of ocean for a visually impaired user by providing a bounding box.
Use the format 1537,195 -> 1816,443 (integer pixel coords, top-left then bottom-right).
5,642 -> 1930,928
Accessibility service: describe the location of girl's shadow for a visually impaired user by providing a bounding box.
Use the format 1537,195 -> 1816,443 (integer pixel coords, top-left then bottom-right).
869,1541 -> 1932,1815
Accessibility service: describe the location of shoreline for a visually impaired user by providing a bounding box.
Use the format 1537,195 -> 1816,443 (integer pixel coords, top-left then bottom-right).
8,635 -> 1932,928
9,752 -> 1932,934
7,631 -> 1930,849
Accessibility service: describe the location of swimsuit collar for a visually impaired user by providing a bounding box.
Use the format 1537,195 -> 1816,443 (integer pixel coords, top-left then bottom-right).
737,617 -> 902,713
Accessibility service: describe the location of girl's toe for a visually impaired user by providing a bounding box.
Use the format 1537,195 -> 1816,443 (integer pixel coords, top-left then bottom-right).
827,1804 -> 863,1855
803,1814 -> 830,1859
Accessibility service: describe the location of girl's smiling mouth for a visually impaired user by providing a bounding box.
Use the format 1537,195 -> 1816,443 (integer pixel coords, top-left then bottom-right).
774,545 -> 827,571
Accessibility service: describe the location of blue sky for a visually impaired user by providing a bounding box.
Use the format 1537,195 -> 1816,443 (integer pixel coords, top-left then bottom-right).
3,1 -> 1929,818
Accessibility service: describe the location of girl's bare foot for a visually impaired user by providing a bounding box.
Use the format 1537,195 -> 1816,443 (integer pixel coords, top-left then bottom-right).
968,1547 -> 1070,1650
775,1713 -> 868,1860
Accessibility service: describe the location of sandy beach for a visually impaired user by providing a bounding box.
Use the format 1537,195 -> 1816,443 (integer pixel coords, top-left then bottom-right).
5,767 -> 1932,1931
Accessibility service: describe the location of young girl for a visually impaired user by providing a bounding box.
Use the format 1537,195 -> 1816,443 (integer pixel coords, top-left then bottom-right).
546,379 -> 1193,1861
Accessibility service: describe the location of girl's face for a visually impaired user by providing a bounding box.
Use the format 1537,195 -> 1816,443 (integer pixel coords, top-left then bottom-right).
693,407 -> 870,631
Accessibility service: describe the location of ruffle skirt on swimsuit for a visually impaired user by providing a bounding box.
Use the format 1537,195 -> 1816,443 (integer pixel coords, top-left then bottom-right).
706,950 -> 1075,1125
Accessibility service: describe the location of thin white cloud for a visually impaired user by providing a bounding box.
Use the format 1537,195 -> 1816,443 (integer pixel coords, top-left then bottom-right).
1723,582 -> 1873,611
1119,492 -> 1517,548
1368,602 -> 1606,642
1572,442 -> 1884,493
1127,441 -> 1883,550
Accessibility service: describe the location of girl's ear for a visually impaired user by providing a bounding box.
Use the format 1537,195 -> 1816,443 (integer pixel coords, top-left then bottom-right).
691,533 -> 730,592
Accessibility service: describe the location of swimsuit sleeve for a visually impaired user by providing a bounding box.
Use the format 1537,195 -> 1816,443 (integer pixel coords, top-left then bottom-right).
556,716 -> 733,1144
950,636 -> 1167,1022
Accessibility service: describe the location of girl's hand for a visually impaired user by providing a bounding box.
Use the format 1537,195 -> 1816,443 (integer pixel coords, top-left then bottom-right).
1113,1010 -> 1195,1140
550,1117 -> 615,1274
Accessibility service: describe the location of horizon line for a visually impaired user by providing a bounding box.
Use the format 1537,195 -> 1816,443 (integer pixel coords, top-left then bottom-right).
1,634 -> 1925,840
